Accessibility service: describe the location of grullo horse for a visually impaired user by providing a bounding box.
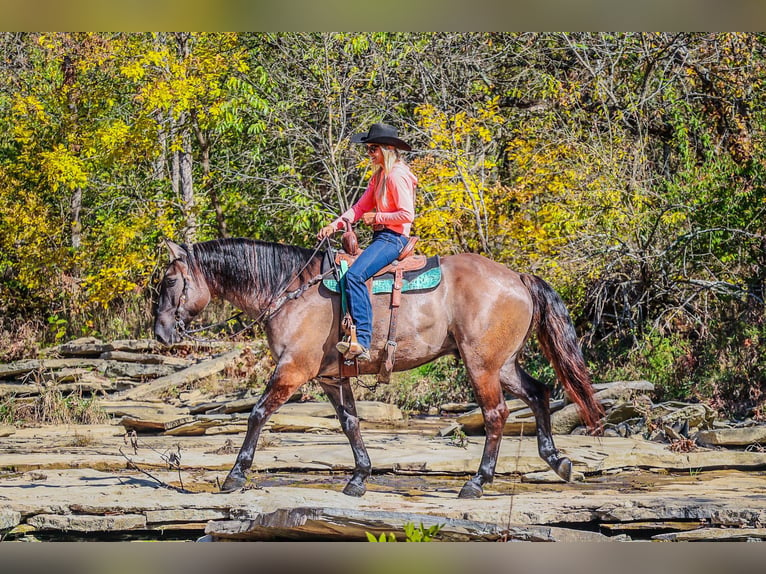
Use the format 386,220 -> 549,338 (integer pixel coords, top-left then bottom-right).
153,238 -> 602,498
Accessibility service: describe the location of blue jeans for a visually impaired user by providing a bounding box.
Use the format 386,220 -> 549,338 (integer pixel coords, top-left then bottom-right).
344,229 -> 408,349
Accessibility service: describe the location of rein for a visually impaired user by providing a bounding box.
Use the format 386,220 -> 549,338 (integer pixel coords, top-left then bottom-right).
174,238 -> 332,342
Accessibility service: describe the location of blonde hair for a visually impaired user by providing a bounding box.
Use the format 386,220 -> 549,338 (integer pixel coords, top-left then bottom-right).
373,146 -> 402,209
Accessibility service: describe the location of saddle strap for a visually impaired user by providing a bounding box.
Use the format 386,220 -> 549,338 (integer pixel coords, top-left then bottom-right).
338,258 -> 359,378
378,267 -> 403,383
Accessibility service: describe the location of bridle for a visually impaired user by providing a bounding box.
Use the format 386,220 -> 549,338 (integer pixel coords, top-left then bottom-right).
169,259 -> 193,336
166,238 -> 334,343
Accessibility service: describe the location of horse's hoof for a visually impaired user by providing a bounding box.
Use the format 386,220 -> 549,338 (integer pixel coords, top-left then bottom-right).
458,480 -> 483,499
220,473 -> 246,493
555,457 -> 573,482
342,481 -> 367,497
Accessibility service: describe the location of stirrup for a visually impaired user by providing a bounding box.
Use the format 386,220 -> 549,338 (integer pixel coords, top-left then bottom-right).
345,342 -> 370,361
338,324 -> 359,356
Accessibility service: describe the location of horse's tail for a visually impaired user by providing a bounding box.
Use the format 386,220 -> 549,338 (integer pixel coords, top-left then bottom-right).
520,273 -> 603,432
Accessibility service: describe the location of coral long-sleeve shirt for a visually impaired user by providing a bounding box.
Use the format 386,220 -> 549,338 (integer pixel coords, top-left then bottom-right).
332,163 -> 418,237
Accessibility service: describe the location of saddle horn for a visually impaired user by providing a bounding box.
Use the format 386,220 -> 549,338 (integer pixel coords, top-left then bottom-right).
341,218 -> 360,256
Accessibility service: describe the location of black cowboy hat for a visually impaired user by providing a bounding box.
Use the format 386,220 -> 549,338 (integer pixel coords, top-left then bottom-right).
350,122 -> 411,151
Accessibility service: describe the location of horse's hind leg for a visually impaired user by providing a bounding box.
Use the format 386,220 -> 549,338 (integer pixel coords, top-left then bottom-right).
319,379 -> 372,497
220,363 -> 307,492
501,362 -> 572,481
459,367 -> 509,499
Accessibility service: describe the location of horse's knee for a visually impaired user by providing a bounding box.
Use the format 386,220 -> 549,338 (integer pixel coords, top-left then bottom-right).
246,406 -> 267,428
337,409 -> 360,433
482,405 -> 509,436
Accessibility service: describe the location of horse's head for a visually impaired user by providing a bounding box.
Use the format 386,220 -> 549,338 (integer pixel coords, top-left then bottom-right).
154,240 -> 212,345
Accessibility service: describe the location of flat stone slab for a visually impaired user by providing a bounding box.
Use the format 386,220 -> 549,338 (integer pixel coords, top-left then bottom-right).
3,424 -> 766,476
26,513 -> 147,532
1,466 -> 765,541
654,527 -> 766,541
697,426 -> 766,446
2,422 -> 766,541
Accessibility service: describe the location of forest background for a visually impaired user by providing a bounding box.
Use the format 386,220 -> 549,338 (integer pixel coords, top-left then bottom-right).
0,32 -> 764,419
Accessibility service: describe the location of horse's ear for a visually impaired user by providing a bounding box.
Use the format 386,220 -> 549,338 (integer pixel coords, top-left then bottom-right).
164,239 -> 187,261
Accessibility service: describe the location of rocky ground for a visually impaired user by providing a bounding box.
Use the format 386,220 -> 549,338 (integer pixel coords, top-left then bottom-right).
2,338 -> 766,542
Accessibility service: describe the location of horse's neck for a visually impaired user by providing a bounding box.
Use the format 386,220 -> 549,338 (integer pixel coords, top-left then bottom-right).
222,289 -> 263,318
214,250 -> 321,317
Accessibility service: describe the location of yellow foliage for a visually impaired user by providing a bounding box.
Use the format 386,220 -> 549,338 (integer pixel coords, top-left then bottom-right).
40,145 -> 89,191
413,96 -> 630,288
412,101 -> 505,257
0,170 -> 68,304
80,204 -> 176,309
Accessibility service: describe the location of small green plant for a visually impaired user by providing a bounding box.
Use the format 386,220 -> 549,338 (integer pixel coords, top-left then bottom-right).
449,428 -> 468,449
366,521 -> 444,542
47,314 -> 69,342
366,531 -> 397,542
403,522 -> 443,542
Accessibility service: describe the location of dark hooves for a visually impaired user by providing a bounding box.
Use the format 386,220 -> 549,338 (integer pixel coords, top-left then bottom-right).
342,481 -> 367,497
458,480 -> 483,499
220,473 -> 246,493
555,457 -> 573,482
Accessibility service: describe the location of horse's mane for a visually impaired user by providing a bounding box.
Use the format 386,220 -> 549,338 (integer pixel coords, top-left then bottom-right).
185,238 -> 318,301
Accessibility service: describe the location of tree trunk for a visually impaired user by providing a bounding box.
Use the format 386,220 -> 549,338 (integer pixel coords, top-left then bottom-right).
153,111 -> 167,181
62,53 -> 82,250
179,125 -> 195,243
193,118 -> 228,238
170,139 -> 180,197
70,187 -> 82,249
173,33 -> 196,243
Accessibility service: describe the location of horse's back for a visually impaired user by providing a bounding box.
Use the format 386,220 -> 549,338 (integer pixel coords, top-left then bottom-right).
440,253 -> 531,304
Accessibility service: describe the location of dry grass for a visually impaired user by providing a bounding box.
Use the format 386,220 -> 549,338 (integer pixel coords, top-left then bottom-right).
0,377 -> 108,426
0,321 -> 42,362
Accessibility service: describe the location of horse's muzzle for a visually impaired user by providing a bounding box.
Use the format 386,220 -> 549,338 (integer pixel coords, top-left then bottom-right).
154,320 -> 180,345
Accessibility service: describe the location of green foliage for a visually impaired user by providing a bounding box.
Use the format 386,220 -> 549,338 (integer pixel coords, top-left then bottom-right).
448,428 -> 469,449
629,330 -> 693,401
386,357 -> 472,413
365,522 -> 443,542
403,522 -> 443,542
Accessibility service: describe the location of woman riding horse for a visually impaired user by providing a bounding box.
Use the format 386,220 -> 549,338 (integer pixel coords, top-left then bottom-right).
317,122 -> 418,362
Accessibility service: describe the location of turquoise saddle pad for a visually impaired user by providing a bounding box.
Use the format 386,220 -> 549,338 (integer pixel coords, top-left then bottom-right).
322,256 -> 442,295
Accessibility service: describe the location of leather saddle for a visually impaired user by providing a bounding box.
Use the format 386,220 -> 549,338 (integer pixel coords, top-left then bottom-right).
337,217 -> 423,274
335,236 -> 426,275
326,226 -> 429,383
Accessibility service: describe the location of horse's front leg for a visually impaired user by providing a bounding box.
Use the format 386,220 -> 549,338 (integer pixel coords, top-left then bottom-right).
220,363 -> 307,492
319,379 -> 372,497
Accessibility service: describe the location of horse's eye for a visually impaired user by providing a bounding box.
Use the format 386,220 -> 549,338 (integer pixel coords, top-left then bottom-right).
164,278 -> 177,287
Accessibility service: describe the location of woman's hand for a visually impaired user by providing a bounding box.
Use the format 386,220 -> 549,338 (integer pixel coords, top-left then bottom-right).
317,224 -> 337,240
361,212 -> 376,226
